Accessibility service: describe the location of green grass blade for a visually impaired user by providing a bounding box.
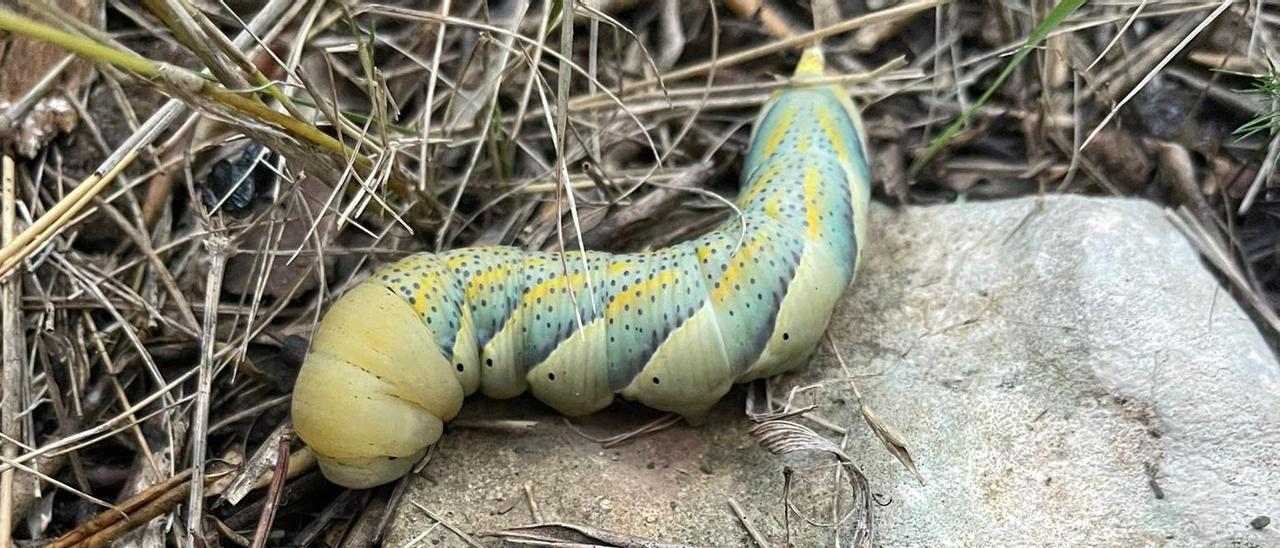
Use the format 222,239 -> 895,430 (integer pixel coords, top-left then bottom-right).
1217,62 -> 1280,141
908,0 -> 1087,179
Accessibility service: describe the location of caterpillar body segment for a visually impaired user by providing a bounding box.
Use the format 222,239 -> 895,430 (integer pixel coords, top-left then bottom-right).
290,47 -> 872,489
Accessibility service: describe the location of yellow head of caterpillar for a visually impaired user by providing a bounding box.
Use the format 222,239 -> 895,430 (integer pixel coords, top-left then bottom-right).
290,282 -> 464,488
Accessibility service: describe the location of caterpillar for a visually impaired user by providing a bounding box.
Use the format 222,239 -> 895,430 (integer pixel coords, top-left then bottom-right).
290,46 -> 871,489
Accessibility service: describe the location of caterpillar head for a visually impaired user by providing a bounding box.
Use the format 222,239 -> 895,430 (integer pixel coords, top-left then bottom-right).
291,282 -> 464,489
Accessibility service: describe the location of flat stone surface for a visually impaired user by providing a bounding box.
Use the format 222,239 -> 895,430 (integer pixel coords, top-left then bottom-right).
387,195 -> 1280,547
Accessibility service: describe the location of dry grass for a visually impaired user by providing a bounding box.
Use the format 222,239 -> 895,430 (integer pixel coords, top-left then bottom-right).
0,0 -> 1276,545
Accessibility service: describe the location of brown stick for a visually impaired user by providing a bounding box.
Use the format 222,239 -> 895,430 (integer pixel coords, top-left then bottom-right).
47,469 -> 193,547
249,428 -> 291,548
77,479 -> 193,548
140,147 -> 182,228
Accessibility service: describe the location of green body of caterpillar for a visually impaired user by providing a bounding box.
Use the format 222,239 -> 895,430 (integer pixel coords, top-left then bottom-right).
291,48 -> 872,489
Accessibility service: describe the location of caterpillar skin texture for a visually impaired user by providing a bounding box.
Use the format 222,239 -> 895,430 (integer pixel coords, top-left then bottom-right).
291,48 -> 872,489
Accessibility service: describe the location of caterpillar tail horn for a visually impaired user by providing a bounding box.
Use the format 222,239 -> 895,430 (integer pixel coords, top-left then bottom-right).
291,282 -> 464,489
794,45 -> 826,77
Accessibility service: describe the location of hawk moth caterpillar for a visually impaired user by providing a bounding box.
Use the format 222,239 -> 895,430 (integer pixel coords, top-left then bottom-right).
290,47 -> 872,489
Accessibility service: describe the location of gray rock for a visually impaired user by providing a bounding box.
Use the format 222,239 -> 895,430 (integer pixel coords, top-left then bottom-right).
386,195 -> 1280,547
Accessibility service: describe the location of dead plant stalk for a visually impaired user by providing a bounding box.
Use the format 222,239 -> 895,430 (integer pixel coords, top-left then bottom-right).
0,155 -> 20,548
186,236 -> 230,544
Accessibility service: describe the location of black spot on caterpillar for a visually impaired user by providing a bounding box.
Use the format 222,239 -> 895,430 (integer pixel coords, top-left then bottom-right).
290,47 -> 873,489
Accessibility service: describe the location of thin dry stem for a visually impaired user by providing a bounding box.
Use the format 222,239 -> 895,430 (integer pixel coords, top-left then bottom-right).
185,235 -> 229,543
0,155 -> 19,548
729,498 -> 772,548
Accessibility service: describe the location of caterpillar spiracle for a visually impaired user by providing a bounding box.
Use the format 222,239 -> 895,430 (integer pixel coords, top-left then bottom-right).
290,46 -> 872,489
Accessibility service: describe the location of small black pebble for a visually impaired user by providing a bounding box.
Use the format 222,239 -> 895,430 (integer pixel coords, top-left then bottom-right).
1251,515 -> 1271,530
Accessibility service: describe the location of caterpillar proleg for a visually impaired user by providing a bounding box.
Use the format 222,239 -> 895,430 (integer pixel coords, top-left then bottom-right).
290,47 -> 872,489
